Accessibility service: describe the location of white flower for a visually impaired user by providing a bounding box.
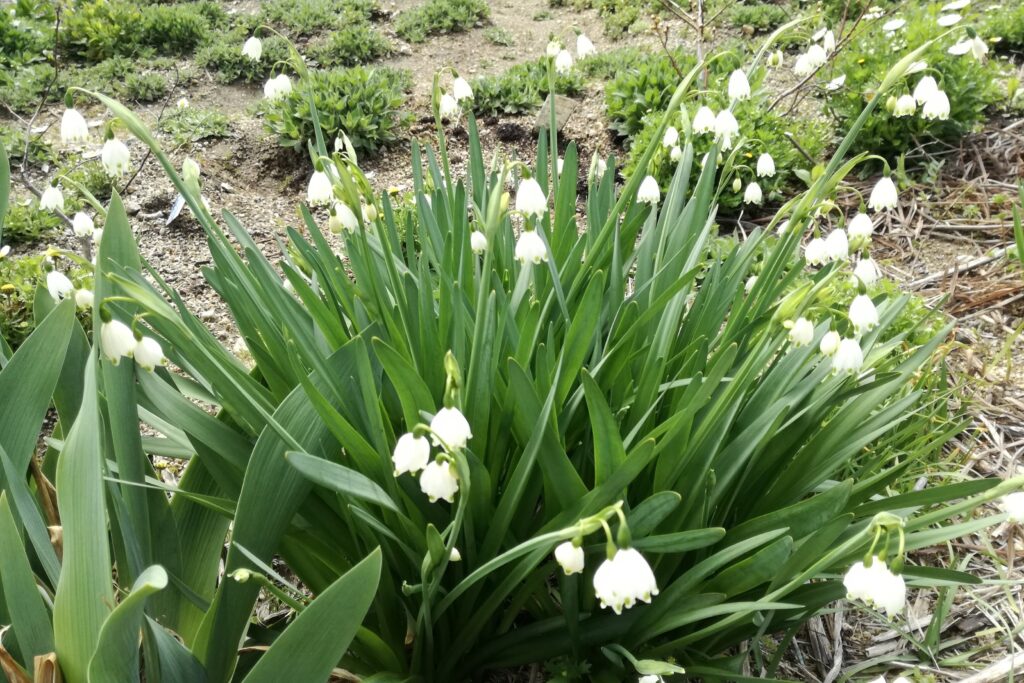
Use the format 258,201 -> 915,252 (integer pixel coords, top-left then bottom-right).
788,317 -> 815,346
470,230 -> 487,254
556,157 -> 564,174
662,126 -> 679,148
91,228 -> 104,245
745,275 -> 758,293
546,41 -> 561,57
40,185 -> 64,213
669,145 -> 682,162
949,36 -> 988,60
637,176 -> 660,205
362,203 -> 378,223
1001,492 -> 1024,523
692,106 -> 716,134
420,459 -> 459,503
430,406 -> 473,450
893,94 -> 916,118
854,258 -> 882,286
868,177 -> 898,211
754,153 -> 775,178
592,548 -> 659,614
819,330 -> 841,356
824,228 -> 849,262
242,36 -> 262,61
72,212 -> 95,238
595,158 -> 608,176
263,73 -> 292,100
768,49 -> 784,67
46,271 -> 73,301
727,69 -> 751,101
60,108 -> 89,144
176,97 -> 189,110
913,76 -> 938,105
844,558 -> 905,618
182,157 -> 201,184
826,74 -> 847,91
639,676 -> 660,683
452,76 -> 474,102
822,30 -> 836,54
555,49 -> 574,74
743,182 -> 763,205
329,202 -> 359,233
306,170 -> 333,206
937,13 -> 961,26
942,0 -> 970,9
74,288 -> 94,309
714,110 -> 739,150
883,18 -> 906,32
906,60 -> 928,75
849,294 -> 879,333
812,27 -> 828,41
576,33 -> 596,59
101,138 -> 131,177
832,338 -> 864,374
134,336 -> 167,371
439,92 -> 460,119
515,230 -> 548,264
515,178 -> 547,218
921,90 -> 950,120
450,547 -> 462,562
0,245 -> 9,259
554,541 -> 585,575
794,44 -> 827,76
804,237 -> 828,266
392,432 -> 431,475
848,212 -> 874,246
101,319 -> 136,365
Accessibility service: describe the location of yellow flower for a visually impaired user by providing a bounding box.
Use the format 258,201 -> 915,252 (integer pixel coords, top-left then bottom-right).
1,284 -> 16,292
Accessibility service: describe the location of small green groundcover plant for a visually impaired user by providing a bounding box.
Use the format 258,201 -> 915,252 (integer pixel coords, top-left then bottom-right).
1,24 -> 1023,683
395,0 -> 489,43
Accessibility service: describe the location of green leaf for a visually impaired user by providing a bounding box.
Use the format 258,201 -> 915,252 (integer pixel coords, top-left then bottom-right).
241,549 -> 381,683
143,616 -> 207,683
582,370 -> 626,486
0,492 -> 53,672
632,528 -> 726,554
88,565 -> 169,683
0,141 -> 9,242
285,450 -> 399,513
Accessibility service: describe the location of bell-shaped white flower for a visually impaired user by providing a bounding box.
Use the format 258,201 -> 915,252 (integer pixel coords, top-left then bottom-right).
101,319 -> 137,365
362,203 -> 378,223
0,245 -> 9,260
788,317 -> 815,346
883,18 -> 906,32
949,36 -> 988,61
849,294 -> 879,333
91,228 -> 104,245
546,41 -> 561,58
824,228 -> 849,262
439,92 -> 460,119
430,406 -> 473,450
242,36 -> 262,61
756,153 -> 775,178
515,230 -> 548,264
595,158 -> 608,177
263,73 -> 292,100
449,547 -> 462,562
921,90 -> 950,121
714,110 -> 739,149
912,76 -> 938,105
592,547 -> 659,614
832,338 -> 864,374
420,459 -> 459,503
819,330 -> 841,356
1001,492 -> 1024,523
72,212 -> 95,238
692,105 -> 716,134
822,30 -> 836,54
40,184 -> 64,213
906,60 -> 928,75
847,212 -> 874,247
794,44 -> 827,76
555,49 -> 574,74
937,13 -> 961,26
392,432 -> 431,476
134,336 -> 167,371
743,182 -> 763,205
101,138 -> 131,177
46,271 -> 73,301
306,170 -> 333,206
727,69 -> 751,101
515,178 -> 547,218
893,94 -> 916,118
576,33 -> 596,59
60,108 -> 89,144
669,145 -> 682,162
844,557 -> 905,618
452,76 -> 474,102
768,49 -> 784,67
554,541 -> 585,575
176,97 -> 189,110
854,258 -> 882,287
826,74 -> 847,91
744,275 -> 758,292
74,288 -> 94,309
470,230 -> 487,254
328,202 -> 359,233
804,237 -> 828,266
637,175 -> 660,204
662,126 -> 679,148
868,177 -> 898,211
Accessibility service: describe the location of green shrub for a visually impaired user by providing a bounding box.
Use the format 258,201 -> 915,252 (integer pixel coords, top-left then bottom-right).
0,123 -> 54,165
0,63 -> 53,113
394,0 -> 489,43
730,1 -> 790,32
985,3 -> 1024,49
471,58 -> 586,116
565,0 -> 651,37
64,56 -> 170,103
825,4 -> 1003,158
3,198 -> 63,244
260,0 -> 376,36
578,46 -> 650,79
122,71 -> 168,102
262,66 -> 411,156
137,3 -> 209,55
158,107 -> 231,146
483,26 -> 513,46
196,31 -> 291,83
307,22 -> 391,67
0,4 -> 51,68
63,0 -> 142,61
0,252 -> 93,349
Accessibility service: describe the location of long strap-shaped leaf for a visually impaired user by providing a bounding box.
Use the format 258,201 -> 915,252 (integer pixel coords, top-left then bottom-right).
87,565 -> 168,683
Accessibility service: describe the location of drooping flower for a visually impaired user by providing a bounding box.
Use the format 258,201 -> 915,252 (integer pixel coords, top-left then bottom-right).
449,547 -> 462,562
429,406 -> 473,450
669,145 -> 682,162
134,336 -> 168,371
832,338 -> 864,374
452,76 -> 474,102
714,110 -> 739,149
854,258 -> 882,287
554,541 -> 585,575
60,108 -> 89,144
101,319 -> 137,365
470,230 -> 487,254
819,330 -> 841,356
46,271 -> 73,301
937,13 -> 961,26
546,41 -> 561,57
592,548 -> 659,614
804,237 -> 828,266
822,30 -> 836,54
306,170 -> 333,206
420,459 -> 459,503
794,44 -> 827,76
263,73 -> 292,100
662,126 -> 679,148
849,294 -> 879,333
101,138 -> 131,177
756,153 -> 775,178
362,203 -> 378,222
844,557 -> 905,618
824,228 -> 849,262
883,18 -> 906,32
868,177 -> 898,211
72,212 -> 95,238
906,60 -> 928,75
637,176 -> 660,205
515,230 -> 548,264
329,202 -> 359,233
768,49 -> 784,67
788,317 -> 815,346
893,94 -> 916,118
242,36 -> 262,61
826,74 -> 847,91
555,49 -> 574,74
74,288 -> 94,309
177,97 -> 189,110
40,184 -> 64,213
847,212 -> 874,247
912,76 -> 939,105
692,105 -> 716,134
1001,492 -> 1024,523
91,228 -> 104,245
392,433 -> 431,476
439,92 -> 460,119
576,33 -> 596,59
948,36 -> 988,60
727,69 -> 751,101
743,182 -> 763,205
921,90 -> 950,120
515,178 -> 547,218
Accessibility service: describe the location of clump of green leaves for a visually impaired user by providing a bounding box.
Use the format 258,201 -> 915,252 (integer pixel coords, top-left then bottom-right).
0,252 -> 93,349
605,49 -> 709,139
307,23 -> 391,67
483,26 -> 513,46
0,3 -> 52,68
63,0 -> 141,61
558,0 -> 651,37
577,46 -> 650,79
394,0 -> 489,43
158,107 -> 231,146
197,31 -> 291,83
730,2 -> 791,32
2,199 -> 63,244
262,66 -> 411,157
470,58 -> 585,116
137,3 -> 213,55
0,124 -> 54,165
260,0 -> 376,36
985,3 -> 1024,49
0,63 -> 53,113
